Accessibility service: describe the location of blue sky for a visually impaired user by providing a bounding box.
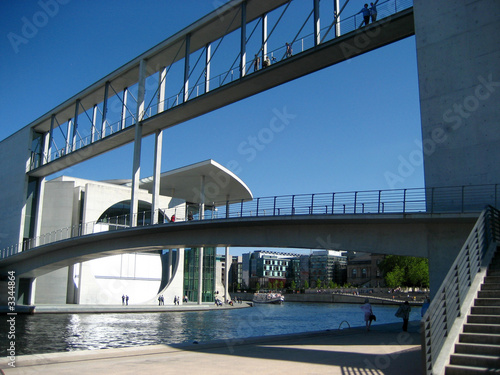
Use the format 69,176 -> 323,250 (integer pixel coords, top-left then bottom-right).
1,1 -> 423,253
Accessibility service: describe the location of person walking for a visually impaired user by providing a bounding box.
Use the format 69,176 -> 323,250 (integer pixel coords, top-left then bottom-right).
395,301 -> 411,331
360,298 -> 374,331
357,4 -> 371,27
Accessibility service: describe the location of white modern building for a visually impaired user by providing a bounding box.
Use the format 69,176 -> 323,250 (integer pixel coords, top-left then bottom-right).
31,159 -> 252,305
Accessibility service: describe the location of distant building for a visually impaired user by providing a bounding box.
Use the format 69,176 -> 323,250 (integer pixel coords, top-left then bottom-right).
346,252 -> 385,287
309,250 -> 347,287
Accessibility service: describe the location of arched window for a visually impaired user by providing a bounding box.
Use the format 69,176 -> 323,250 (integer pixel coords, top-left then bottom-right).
352,269 -> 357,278
362,268 -> 367,278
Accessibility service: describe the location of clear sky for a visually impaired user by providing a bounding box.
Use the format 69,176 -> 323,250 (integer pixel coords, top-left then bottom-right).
0,1 -> 423,254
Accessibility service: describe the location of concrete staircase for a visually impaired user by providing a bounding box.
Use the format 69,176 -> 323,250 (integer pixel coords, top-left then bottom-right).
445,248 -> 500,374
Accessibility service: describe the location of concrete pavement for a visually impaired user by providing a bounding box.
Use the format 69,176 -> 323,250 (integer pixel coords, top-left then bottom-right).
1,321 -> 423,374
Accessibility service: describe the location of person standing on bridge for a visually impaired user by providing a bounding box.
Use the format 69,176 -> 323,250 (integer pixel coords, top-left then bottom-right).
370,2 -> 378,22
357,4 -> 371,27
285,42 -> 292,58
254,54 -> 260,71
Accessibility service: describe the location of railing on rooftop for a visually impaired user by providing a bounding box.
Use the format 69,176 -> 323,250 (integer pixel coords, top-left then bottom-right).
1,184 -> 498,260
39,0 -> 414,167
420,205 -> 500,374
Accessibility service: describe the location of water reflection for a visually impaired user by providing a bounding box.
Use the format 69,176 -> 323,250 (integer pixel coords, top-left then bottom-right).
4,303 -> 421,355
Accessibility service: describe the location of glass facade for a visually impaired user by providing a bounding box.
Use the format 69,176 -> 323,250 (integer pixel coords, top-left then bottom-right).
183,247 -> 216,302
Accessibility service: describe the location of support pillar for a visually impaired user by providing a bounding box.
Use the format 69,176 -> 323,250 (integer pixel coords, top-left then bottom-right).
198,247 -> 204,304
101,81 -> 110,137
261,14 -> 268,64
91,105 -> 98,143
183,34 -> 191,103
72,99 -> 80,151
151,129 -> 163,224
224,246 -> 230,303
199,175 -> 205,220
334,0 -> 341,37
205,43 -> 211,92
158,67 -> 166,112
65,119 -> 72,155
240,1 -> 247,77
313,0 -> 320,46
46,115 -> 55,164
130,59 -> 147,227
121,88 -> 128,130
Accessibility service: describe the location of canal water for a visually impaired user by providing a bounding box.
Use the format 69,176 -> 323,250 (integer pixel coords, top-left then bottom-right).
6,303 -> 422,356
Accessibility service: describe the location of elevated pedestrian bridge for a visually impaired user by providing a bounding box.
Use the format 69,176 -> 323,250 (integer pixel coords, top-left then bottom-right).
28,0 -> 414,177
2,184 -> 496,278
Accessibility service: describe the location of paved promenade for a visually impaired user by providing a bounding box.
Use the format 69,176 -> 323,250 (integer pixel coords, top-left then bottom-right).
2,321 -> 422,374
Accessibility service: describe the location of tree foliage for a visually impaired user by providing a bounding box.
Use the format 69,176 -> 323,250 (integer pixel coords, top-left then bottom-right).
379,255 -> 429,288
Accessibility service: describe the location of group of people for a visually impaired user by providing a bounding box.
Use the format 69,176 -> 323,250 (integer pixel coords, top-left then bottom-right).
358,2 -> 378,27
158,295 -> 165,305
121,294 -> 129,305
361,298 -> 413,332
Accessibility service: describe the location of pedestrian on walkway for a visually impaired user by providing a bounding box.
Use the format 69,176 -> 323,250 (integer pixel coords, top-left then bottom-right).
125,295 -> 129,305
285,42 -> 292,58
370,2 -> 378,22
360,298 -> 373,331
395,301 -> 411,331
122,294 -> 125,305
357,4 -> 371,27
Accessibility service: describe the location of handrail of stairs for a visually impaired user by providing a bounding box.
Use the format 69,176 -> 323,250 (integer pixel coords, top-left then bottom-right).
420,205 -> 500,374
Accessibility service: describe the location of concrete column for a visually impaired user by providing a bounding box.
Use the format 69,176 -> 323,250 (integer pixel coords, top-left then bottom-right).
167,248 -> 173,283
224,246 -> 230,303
334,0 -> 341,37
261,14 -> 268,63
101,81 -> 110,137
199,175 -> 205,220
151,129 -> 163,224
121,88 -> 128,130
313,0 -> 320,46
130,59 -> 147,227
240,1 -> 247,77
33,177 -> 46,247
183,34 -> 191,103
65,119 -> 72,155
46,115 -> 55,164
205,43 -> 211,92
158,67 -> 166,112
72,99 -> 80,151
198,247 -> 204,304
91,105 -> 98,143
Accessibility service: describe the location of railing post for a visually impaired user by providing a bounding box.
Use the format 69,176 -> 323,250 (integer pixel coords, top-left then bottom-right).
273,196 -> 277,216
378,190 -> 381,213
240,199 -> 244,217
256,198 -> 259,217
403,189 -> 407,213
354,192 -> 357,214
311,194 -> 315,215
331,193 -> 335,214
461,185 -> 465,213
291,195 -> 295,215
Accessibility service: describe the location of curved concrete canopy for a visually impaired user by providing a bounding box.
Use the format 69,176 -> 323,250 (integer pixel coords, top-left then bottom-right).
105,159 -> 253,205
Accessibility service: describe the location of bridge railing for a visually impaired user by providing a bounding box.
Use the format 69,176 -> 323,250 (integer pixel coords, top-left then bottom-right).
420,205 -> 500,375
2,184 -> 499,260
41,0 -> 414,165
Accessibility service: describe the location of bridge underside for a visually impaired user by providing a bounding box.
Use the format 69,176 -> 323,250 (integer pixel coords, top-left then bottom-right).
0,213 -> 477,288
29,9 -> 415,178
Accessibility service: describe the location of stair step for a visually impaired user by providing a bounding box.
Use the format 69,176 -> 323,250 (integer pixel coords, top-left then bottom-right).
471,306 -> 500,315
446,363 -> 500,375
484,276 -> 500,284
455,342 -> 500,356
488,269 -> 500,277
467,315 -> 500,325
478,290 -> 500,298
481,283 -> 500,291
459,332 -> 500,345
474,298 -> 500,306
450,353 -> 500,368
463,323 -> 500,334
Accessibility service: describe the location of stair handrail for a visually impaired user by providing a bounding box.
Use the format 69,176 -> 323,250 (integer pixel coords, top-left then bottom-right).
420,205 -> 500,375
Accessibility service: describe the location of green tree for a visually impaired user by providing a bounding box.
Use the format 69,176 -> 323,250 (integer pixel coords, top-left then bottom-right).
304,280 -> 309,289
278,281 -> 284,290
379,255 -> 429,288
256,282 -> 261,291
328,280 -> 335,289
290,280 -> 297,290
316,278 -> 322,289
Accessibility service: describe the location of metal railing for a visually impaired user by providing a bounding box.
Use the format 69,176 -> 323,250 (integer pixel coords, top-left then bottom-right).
420,205 -> 500,375
37,0 -> 414,168
1,184 -> 498,260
